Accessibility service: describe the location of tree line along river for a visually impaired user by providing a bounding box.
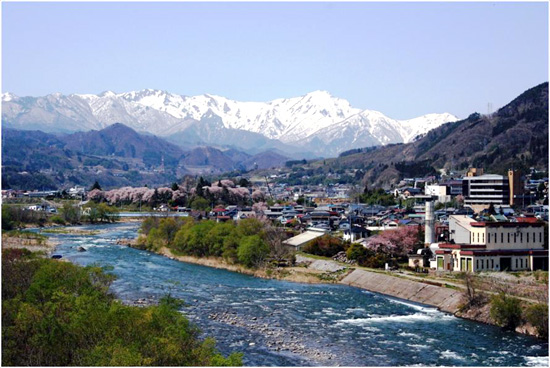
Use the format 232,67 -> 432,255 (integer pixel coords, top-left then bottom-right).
40,222 -> 548,367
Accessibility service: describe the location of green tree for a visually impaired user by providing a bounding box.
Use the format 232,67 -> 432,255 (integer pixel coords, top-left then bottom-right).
237,235 -> 270,268
524,303 -> 548,339
1,249 -> 242,366
173,220 -> 216,256
2,205 -> 14,231
205,222 -> 235,257
490,293 -> 523,330
303,235 -> 347,257
190,196 -> 210,211
236,218 -> 265,237
90,180 -> 102,191
237,178 -> 250,187
346,242 -> 369,263
61,203 -> 81,224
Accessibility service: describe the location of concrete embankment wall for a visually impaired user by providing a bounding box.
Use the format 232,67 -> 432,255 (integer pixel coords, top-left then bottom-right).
340,269 -> 464,314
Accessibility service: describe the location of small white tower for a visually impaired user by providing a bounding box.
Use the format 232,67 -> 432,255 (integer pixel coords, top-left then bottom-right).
425,199 -> 435,245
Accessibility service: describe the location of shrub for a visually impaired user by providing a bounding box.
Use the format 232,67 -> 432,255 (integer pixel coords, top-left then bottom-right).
362,253 -> 389,269
50,215 -> 66,225
61,203 -> 81,224
140,216 -> 160,235
1,249 -> 242,366
490,293 -> 523,330
346,242 -> 368,261
302,235 -> 347,257
533,270 -> 549,284
524,303 -> 549,339
237,235 -> 270,268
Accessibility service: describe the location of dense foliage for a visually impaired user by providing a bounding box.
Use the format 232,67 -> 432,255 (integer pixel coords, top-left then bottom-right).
2,205 -> 48,229
139,217 -> 291,268
345,242 -> 390,269
302,235 -> 347,258
490,293 -> 523,330
524,303 -> 549,339
357,187 -> 396,206
1,249 -> 242,366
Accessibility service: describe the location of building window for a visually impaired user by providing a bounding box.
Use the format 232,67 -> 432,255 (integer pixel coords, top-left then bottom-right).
477,233 -> 480,243
516,259 -> 518,269
476,260 -> 479,270
540,232 -> 543,243
501,233 -> 503,243
491,259 -> 494,268
520,232 -> 523,243
482,233 -> 485,243
514,233 -> 517,242
507,233 -> 510,243
527,233 -> 529,243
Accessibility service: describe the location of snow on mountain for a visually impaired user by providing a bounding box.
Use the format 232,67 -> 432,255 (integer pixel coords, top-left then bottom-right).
302,109 -> 456,157
1,90 -> 457,157
398,112 -> 459,143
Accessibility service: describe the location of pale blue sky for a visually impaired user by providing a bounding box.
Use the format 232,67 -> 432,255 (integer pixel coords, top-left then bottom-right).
2,1 -> 548,119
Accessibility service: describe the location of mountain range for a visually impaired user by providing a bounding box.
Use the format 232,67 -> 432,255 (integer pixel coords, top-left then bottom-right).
317,82 -> 549,187
1,123 -> 289,190
2,90 -> 457,158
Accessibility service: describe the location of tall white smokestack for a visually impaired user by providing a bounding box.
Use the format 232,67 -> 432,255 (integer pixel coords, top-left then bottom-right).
425,199 -> 435,245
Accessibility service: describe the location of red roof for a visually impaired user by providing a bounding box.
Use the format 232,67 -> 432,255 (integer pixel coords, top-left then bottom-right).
461,249 -> 548,256
212,208 -> 227,212
471,221 -> 544,228
515,217 -> 540,223
439,243 -> 486,249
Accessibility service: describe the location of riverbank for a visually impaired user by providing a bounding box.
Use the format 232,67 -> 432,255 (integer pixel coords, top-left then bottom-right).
119,237 -> 546,339
157,246 -> 350,284
1,231 -> 58,254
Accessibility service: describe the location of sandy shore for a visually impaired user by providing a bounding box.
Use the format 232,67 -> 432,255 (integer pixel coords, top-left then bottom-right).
2,234 -> 58,254
157,246 -> 348,284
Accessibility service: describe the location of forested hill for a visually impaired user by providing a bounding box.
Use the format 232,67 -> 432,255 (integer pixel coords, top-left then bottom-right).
323,82 -> 548,187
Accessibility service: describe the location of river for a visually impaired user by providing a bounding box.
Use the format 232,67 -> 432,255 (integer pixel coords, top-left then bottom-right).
41,222 -> 548,366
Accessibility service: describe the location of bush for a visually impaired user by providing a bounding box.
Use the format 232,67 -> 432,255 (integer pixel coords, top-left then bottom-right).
490,293 -> 523,330
533,270 -> 548,284
1,249 -> 243,366
346,243 -> 368,262
2,205 -> 14,230
237,235 -> 270,268
524,303 -> 549,339
362,253 -> 389,269
2,205 -> 48,229
61,203 -> 81,224
189,196 -> 210,211
302,235 -> 347,257
50,215 -> 66,225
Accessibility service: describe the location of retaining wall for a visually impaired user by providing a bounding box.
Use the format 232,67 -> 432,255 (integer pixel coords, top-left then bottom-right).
339,269 -> 464,313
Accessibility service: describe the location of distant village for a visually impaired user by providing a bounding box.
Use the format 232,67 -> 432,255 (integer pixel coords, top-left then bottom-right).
3,166 -> 548,273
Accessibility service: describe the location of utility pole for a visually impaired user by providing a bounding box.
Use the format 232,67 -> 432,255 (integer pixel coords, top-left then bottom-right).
265,176 -> 274,201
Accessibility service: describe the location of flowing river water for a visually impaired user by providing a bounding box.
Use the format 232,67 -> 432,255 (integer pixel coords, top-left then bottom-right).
40,222 -> 548,366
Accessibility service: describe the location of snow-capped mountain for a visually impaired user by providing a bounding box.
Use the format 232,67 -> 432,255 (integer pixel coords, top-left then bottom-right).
2,89 -> 457,157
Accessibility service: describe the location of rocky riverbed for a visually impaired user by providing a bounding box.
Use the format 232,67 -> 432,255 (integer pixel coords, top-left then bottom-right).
207,310 -> 337,364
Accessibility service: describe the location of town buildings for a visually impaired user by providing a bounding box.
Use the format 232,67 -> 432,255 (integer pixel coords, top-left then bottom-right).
434,215 -> 548,272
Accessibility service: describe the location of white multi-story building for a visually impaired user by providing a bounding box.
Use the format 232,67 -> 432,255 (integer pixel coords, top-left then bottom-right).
435,215 -> 547,272
425,185 -> 451,203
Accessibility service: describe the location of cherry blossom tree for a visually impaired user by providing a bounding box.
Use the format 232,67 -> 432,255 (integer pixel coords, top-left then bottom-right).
365,225 -> 423,257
